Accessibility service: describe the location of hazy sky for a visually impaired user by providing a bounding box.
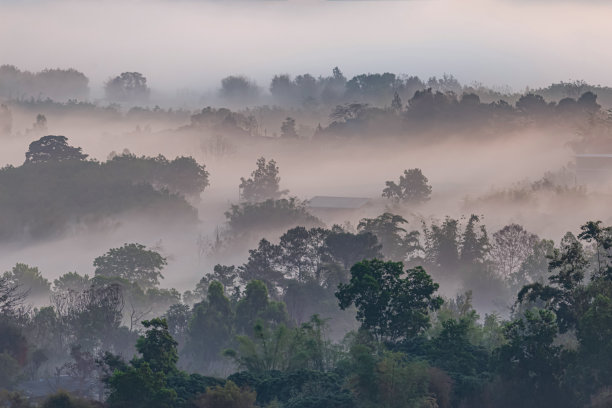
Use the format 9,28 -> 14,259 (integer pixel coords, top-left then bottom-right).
1,0 -> 611,94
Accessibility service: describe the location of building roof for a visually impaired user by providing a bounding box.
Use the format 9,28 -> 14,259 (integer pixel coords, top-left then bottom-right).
307,196 -> 371,209
576,154 -> 612,158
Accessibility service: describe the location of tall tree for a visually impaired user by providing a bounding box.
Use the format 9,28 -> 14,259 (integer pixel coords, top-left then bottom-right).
239,157 -> 285,202
382,168 -> 432,204
336,259 -> 443,343
24,135 -> 88,164
93,243 -> 167,290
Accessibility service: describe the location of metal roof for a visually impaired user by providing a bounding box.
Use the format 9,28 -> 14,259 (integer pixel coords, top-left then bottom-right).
575,154 -> 612,158
307,196 -> 371,209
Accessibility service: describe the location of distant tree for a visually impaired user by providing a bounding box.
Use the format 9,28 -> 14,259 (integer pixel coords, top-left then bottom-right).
0,104 -> 12,135
460,215 -> 490,265
391,92 -> 403,112
270,74 -> 295,104
280,117 -> 298,138
516,93 -> 549,116
32,114 -> 47,133
24,135 -> 88,164
51,281 -> 125,352
3,263 -> 50,300
197,265 -> 239,296
336,259 -> 443,343
239,157 -> 285,202
0,275 -> 28,318
490,224 -> 539,280
239,239 -> 284,296
577,91 -> 600,113
219,76 -> 260,104
105,72 -> 150,103
358,213 -> 419,262
36,68 -> 90,101
93,243 -> 167,290
164,303 -> 191,346
382,168 -> 432,204
325,229 -> 382,271
53,272 -> 91,293
577,220 -> 612,276
422,217 -> 461,270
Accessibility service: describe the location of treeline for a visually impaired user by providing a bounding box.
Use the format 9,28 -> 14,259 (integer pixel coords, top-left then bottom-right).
0,65 -> 89,102
0,135 -> 208,241
2,219 -> 612,407
3,63 -> 612,110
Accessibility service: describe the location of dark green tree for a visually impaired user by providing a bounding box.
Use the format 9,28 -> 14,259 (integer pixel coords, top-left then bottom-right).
186,282 -> 233,369
336,259 -> 443,343
495,309 -> 568,408
234,280 -> 288,336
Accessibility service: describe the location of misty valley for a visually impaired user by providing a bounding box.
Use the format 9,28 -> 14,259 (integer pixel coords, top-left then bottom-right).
1,63 -> 612,408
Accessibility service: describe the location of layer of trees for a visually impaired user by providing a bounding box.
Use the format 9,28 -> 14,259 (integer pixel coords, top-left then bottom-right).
0,136 -> 208,241
2,218 -> 612,407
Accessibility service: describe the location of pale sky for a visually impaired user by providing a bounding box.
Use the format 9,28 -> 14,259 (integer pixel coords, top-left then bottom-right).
1,0 -> 611,93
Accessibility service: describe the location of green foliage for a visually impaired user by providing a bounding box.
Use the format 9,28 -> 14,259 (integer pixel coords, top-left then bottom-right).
518,232 -> 589,332
94,243 -> 167,290
495,309 -> 567,407
336,259 -> 443,343
185,282 -> 234,370
234,280 -> 289,335
107,361 -> 178,408
375,353 -> 431,408
226,316 -> 338,374
135,318 -> 178,374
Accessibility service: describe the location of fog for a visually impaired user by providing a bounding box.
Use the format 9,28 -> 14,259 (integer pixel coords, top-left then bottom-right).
2,1 -> 612,405
0,105 -> 596,292
1,0 -> 611,95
